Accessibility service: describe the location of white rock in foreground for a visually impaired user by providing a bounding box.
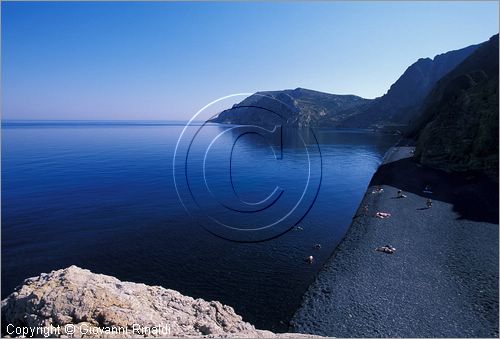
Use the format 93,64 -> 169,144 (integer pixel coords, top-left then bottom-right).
1,266 -> 316,338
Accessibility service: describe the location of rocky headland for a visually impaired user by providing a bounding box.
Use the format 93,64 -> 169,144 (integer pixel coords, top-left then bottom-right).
209,38 -> 483,131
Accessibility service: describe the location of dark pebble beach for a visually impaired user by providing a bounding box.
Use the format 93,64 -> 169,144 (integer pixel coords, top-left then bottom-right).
290,145 -> 499,337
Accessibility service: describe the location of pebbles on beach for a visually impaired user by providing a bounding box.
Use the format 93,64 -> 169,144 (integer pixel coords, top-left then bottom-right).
290,146 -> 499,337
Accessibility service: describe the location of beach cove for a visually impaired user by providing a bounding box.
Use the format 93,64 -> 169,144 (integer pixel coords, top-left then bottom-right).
290,143 -> 499,337
1,123 -> 397,332
2,138 -> 498,338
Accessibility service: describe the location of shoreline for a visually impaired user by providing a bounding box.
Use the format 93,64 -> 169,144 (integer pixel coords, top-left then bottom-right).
1,266 -> 318,338
2,143 -> 497,337
290,144 -> 499,337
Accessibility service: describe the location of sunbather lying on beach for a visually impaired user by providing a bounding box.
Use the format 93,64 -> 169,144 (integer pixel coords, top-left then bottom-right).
426,198 -> 433,208
375,244 -> 396,254
305,255 -> 314,263
397,190 -> 407,198
372,186 -> 384,194
375,212 -> 391,218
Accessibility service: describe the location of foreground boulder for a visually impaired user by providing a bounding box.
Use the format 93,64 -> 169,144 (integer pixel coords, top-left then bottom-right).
1,266 -> 314,338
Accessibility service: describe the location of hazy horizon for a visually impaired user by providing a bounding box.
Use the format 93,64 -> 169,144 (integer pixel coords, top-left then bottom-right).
2,1 -> 498,120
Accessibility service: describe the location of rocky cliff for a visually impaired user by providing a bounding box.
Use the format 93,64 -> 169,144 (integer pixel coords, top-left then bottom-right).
339,42 -> 480,129
1,266 -> 316,338
411,34 -> 499,180
210,43 -> 480,130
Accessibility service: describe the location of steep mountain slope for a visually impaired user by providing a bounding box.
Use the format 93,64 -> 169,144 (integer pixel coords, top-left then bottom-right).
209,88 -> 370,128
339,43 -> 480,129
210,38 -> 484,131
411,34 -> 499,180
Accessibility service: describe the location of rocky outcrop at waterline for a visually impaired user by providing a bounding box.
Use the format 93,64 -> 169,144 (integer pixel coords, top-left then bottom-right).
1,266 -> 316,338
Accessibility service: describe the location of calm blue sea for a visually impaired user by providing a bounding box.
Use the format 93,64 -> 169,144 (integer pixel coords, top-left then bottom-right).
1,121 -> 397,331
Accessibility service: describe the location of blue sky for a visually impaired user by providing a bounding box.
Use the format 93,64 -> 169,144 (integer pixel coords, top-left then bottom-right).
2,1 -> 498,120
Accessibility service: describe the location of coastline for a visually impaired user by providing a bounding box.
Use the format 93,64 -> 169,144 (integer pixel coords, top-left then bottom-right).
290,143 -> 499,337
1,266 -> 318,338
1,143 -> 498,337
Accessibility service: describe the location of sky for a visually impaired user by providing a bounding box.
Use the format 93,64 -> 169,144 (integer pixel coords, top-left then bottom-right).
2,1 -> 498,120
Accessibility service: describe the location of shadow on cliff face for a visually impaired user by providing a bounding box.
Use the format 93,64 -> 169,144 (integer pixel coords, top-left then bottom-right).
370,157 -> 499,224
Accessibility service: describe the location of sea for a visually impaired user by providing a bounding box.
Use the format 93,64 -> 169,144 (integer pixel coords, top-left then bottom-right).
1,120 -> 398,331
